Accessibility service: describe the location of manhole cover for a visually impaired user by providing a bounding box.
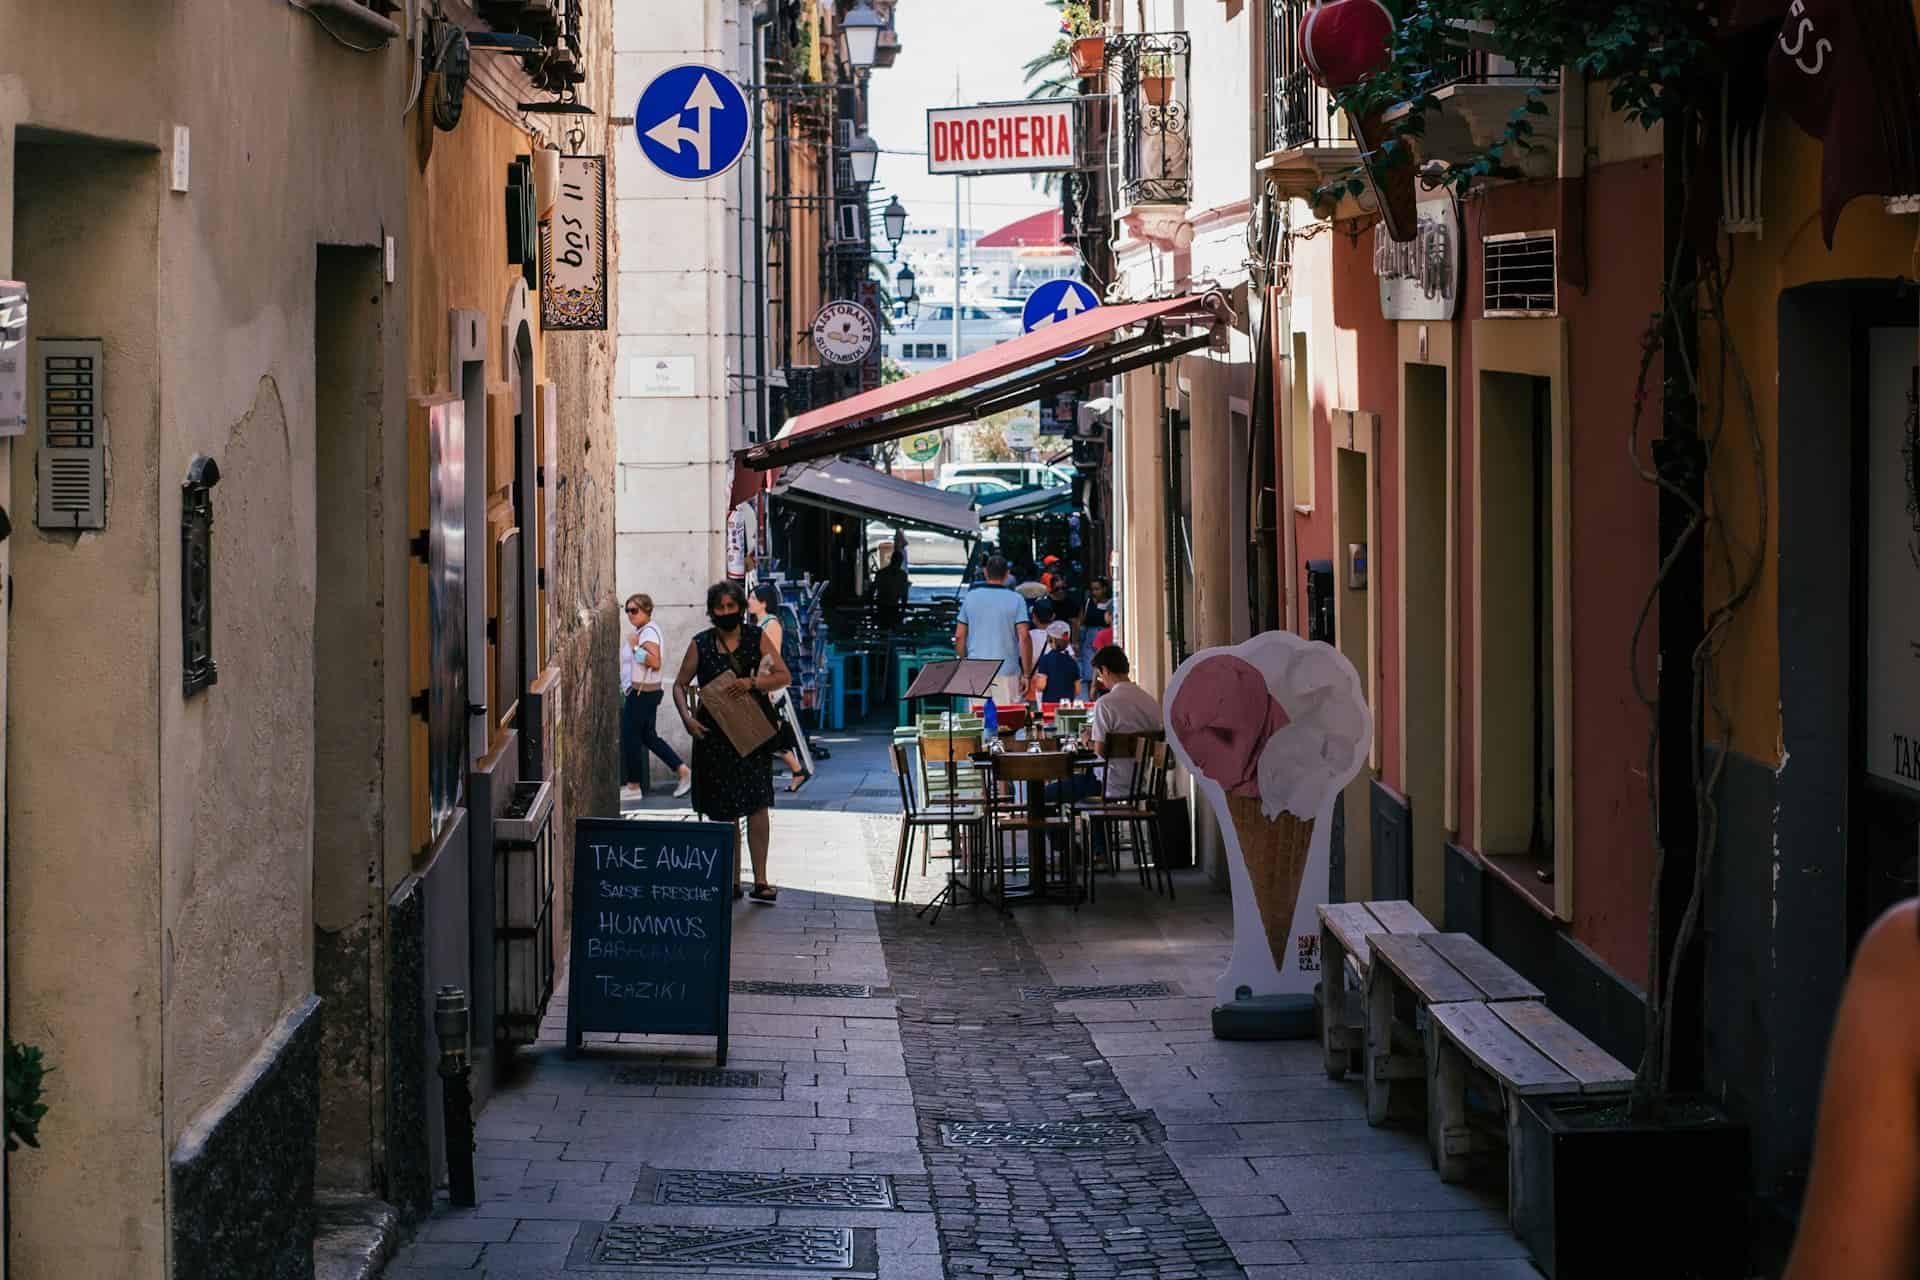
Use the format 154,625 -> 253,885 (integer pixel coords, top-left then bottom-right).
1019,982 -> 1175,1001
939,1120 -> 1143,1148
581,1224 -> 859,1271
731,980 -> 874,998
648,1169 -> 896,1209
608,1067 -> 763,1089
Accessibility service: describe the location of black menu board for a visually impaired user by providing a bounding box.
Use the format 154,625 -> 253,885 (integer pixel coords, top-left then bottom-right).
567,817 -> 734,1062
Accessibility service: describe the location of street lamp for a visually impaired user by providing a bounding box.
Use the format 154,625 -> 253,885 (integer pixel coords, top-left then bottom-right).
847,133 -> 879,187
882,195 -> 907,259
896,262 -> 918,321
838,2 -> 886,72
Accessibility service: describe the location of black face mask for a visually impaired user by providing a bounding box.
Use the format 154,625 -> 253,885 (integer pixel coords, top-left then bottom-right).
710,611 -> 743,631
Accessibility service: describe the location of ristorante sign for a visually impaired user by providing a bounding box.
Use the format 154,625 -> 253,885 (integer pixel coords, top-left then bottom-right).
927,100 -> 1076,176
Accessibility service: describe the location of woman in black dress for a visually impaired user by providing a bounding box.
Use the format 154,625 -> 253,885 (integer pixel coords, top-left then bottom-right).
672,581 -> 792,902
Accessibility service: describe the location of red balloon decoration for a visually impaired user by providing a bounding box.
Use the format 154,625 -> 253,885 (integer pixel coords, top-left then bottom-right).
1299,0 -> 1395,91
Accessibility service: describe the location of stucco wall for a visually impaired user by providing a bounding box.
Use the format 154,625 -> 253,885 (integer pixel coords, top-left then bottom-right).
8,138 -> 168,1280
4,2 -> 412,1271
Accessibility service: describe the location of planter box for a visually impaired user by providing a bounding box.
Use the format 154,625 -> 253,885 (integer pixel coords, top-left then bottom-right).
1514,1095 -> 1750,1279
1142,75 -> 1174,106
1069,36 -> 1105,77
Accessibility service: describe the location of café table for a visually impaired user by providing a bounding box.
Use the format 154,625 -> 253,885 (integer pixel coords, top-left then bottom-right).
968,738 -> 1101,906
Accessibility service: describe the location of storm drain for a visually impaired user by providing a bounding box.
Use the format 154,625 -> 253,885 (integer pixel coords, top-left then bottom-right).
607,1067 -> 764,1089
939,1119 -> 1144,1148
730,980 -> 875,998
573,1224 -> 874,1272
645,1169 -> 896,1209
1019,981 -> 1175,1001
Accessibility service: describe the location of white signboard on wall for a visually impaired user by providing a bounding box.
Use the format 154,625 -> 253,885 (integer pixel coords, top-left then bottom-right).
628,355 -> 697,398
1375,192 -> 1460,323
1867,327 -> 1920,795
927,99 -> 1077,176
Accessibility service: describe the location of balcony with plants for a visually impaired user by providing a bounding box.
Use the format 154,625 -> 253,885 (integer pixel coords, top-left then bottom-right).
1108,31 -> 1192,243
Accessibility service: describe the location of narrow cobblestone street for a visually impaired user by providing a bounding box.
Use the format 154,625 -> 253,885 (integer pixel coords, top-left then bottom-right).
386,776 -> 1538,1278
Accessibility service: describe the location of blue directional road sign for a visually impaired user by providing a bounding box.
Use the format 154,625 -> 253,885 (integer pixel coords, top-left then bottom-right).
1022,279 -> 1102,360
634,64 -> 751,182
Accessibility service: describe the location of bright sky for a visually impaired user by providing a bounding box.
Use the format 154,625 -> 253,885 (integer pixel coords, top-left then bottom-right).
867,0 -> 1065,235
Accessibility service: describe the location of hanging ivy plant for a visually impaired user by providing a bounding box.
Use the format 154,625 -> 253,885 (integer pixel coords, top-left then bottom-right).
6,1040 -> 50,1152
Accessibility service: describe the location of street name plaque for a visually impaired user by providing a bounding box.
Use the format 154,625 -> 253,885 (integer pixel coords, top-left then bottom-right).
567,817 -> 735,1062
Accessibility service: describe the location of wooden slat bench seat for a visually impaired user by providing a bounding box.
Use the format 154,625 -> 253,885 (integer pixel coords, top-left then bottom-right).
1426,998 -> 1633,1213
1363,932 -> 1543,1125
1316,900 -> 1435,1080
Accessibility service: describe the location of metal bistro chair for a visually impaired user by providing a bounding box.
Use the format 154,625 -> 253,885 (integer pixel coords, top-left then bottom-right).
1072,733 -> 1174,899
984,750 -> 1078,907
889,741 -> 983,905
916,730 -> 985,877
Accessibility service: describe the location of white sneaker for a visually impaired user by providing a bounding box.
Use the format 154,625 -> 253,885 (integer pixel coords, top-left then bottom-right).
673,770 -> 693,798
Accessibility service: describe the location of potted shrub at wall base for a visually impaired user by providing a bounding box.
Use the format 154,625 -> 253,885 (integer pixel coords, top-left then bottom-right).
1511,1095 -> 1750,1279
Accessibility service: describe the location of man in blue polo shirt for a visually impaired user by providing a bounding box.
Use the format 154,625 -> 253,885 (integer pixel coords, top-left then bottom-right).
955,554 -> 1033,704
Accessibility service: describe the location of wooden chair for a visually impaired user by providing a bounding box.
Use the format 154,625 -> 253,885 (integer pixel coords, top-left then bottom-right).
982,750 -> 1077,906
916,731 -> 984,876
888,741 -> 982,904
1070,735 -> 1151,902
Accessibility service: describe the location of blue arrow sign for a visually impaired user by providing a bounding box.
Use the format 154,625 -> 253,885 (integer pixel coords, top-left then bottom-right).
1022,279 -> 1102,360
634,64 -> 750,182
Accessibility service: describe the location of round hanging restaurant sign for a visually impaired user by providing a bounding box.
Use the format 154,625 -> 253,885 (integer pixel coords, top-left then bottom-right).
811,301 -> 877,366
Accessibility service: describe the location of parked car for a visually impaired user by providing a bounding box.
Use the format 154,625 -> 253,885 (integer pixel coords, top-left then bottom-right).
937,462 -> 1072,491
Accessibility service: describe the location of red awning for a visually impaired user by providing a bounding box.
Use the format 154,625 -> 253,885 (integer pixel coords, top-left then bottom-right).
730,291 -> 1227,506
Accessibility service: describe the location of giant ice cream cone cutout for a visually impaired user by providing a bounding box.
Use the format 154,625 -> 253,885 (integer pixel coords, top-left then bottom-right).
1165,631 -> 1371,1010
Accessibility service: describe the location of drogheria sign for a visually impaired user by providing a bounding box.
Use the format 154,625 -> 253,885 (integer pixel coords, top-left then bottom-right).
927,99 -> 1077,176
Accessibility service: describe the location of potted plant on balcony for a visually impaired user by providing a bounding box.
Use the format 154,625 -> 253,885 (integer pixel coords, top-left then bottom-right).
1061,2 -> 1106,77
1139,51 -> 1175,105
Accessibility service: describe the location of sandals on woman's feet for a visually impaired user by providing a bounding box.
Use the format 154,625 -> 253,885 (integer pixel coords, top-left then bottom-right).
786,771 -> 812,794
749,884 -> 778,904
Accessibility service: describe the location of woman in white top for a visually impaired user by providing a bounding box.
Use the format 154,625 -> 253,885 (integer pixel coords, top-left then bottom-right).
621,594 -> 692,800
748,586 -> 814,793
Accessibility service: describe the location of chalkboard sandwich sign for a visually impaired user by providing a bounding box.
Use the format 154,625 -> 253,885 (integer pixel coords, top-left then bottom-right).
568,817 -> 736,1063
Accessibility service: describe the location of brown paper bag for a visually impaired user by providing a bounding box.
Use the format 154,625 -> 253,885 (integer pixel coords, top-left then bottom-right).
700,671 -> 777,757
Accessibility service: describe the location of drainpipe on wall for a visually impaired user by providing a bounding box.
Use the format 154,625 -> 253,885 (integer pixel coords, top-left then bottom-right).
1557,64 -> 1589,292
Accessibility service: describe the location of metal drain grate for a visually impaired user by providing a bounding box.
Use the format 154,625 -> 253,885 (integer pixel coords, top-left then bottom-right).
731,980 -> 875,998
1020,982 -> 1175,1001
608,1067 -> 764,1089
649,1169 -> 896,1209
940,1120 -> 1144,1148
585,1224 -> 857,1270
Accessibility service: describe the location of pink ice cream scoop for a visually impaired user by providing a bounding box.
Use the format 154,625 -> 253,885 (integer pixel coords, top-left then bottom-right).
1170,654 -> 1290,798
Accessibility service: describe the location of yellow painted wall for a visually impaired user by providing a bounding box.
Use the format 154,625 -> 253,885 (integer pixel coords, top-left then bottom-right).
1710,122 -> 1920,764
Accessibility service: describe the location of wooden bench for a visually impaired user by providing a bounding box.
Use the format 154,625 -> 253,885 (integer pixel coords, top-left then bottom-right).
1316,900 -> 1434,1080
1425,999 -> 1633,1212
1364,932 -> 1542,1126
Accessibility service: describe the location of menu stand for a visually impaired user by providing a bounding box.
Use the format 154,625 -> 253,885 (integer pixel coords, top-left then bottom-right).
903,658 -> 1005,924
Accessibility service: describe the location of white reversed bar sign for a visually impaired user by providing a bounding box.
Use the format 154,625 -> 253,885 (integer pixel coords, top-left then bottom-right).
927,100 -> 1076,176
540,155 -> 608,331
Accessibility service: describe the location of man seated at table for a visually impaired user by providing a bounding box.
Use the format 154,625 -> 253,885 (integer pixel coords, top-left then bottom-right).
1049,644 -> 1163,859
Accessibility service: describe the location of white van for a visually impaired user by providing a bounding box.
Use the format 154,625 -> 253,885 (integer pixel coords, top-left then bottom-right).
937,462 -> 1072,492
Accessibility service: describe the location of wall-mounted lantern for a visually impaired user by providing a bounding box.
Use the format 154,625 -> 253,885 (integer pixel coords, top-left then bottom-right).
182,455 -> 220,697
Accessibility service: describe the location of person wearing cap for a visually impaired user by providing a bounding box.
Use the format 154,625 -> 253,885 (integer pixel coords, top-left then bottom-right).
1032,619 -> 1080,702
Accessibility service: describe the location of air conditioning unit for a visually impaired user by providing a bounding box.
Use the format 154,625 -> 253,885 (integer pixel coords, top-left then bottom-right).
1483,231 -> 1557,318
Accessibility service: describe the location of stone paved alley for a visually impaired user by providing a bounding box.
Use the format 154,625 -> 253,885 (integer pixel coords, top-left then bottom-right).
384,738 -> 1538,1279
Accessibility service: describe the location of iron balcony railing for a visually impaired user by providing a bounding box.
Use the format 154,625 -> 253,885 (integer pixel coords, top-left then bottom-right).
1266,0 -> 1353,152
1109,32 -> 1192,207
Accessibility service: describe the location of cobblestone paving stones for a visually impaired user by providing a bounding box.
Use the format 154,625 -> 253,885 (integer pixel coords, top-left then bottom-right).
868,846 -> 1245,1280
